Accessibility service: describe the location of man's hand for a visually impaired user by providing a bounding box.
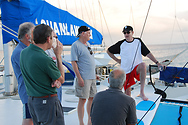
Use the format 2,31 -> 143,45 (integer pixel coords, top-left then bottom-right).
96,75 -> 100,80
116,59 -> 121,64
52,40 -> 63,57
107,49 -> 121,64
78,77 -> 84,87
157,62 -> 166,71
51,80 -> 61,88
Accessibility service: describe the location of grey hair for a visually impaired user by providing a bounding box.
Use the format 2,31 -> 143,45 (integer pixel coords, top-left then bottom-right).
109,69 -> 126,89
18,22 -> 35,40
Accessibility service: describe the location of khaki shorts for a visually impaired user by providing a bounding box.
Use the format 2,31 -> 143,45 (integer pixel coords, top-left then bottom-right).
75,79 -> 97,99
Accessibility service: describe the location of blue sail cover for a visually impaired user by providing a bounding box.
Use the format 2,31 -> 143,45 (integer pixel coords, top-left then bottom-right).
160,67 -> 188,83
0,0 -> 103,45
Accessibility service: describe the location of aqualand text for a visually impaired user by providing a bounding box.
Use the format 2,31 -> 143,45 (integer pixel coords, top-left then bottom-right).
35,19 -> 93,39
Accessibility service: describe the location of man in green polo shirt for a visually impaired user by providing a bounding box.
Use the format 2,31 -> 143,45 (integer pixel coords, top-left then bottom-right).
20,24 -> 65,125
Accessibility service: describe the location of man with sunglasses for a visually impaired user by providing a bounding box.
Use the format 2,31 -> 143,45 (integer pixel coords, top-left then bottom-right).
71,26 -> 97,125
107,25 -> 163,101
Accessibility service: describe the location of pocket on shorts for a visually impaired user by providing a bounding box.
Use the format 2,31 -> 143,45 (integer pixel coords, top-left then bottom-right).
75,87 -> 83,97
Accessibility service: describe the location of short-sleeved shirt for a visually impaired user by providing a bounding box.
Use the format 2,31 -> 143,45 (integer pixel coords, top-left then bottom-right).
108,38 -> 150,74
71,40 -> 95,80
90,88 -> 137,125
45,48 -> 57,63
20,44 -> 61,97
11,41 -> 28,104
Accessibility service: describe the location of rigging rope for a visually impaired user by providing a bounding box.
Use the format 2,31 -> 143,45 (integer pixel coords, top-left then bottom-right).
137,0 -> 188,123
82,0 -> 92,25
164,0 -> 187,66
140,0 -> 152,38
169,47 -> 188,65
167,0 -> 188,65
0,57 -> 4,65
80,0 -> 84,20
74,0 -> 78,17
64,0 -> 68,11
57,0 -> 66,58
91,0 -> 96,27
86,0 -> 95,27
124,0 -> 153,90
138,1 -> 187,122
99,6 -> 105,47
129,0 -> 136,36
98,0 -> 113,44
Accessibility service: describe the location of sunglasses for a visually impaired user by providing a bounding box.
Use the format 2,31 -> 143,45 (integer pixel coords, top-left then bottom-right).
53,36 -> 58,39
87,47 -> 93,55
123,31 -> 131,34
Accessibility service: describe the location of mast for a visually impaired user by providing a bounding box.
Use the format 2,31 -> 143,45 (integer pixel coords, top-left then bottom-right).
0,8 -> 18,96
3,40 -> 18,96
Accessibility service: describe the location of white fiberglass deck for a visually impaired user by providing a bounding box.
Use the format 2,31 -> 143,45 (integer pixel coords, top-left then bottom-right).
0,79 -> 188,125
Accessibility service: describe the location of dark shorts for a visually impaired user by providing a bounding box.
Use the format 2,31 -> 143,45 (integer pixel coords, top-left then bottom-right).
28,96 -> 65,125
124,65 -> 140,90
23,103 -> 32,119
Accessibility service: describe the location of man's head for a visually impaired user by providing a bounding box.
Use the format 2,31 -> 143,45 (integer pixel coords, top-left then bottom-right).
33,24 -> 53,44
18,22 -> 35,42
122,25 -> 134,40
77,26 -> 91,41
108,69 -> 126,89
77,26 -> 90,37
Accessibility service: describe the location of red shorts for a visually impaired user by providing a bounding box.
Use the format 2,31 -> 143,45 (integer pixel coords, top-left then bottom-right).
124,65 -> 140,90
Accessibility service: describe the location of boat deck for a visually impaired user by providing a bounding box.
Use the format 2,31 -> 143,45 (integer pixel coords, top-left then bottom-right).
0,78 -> 188,125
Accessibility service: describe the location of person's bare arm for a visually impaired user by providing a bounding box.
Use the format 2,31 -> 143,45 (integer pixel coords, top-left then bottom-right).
71,61 -> 84,87
146,52 -> 164,68
107,49 -> 121,64
146,52 -> 158,64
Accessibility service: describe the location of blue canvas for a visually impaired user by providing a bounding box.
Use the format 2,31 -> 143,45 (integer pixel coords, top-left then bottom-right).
0,0 -> 103,45
160,66 -> 188,83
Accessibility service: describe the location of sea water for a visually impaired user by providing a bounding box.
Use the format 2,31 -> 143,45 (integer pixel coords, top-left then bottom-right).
143,43 -> 188,68
0,43 -> 188,67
